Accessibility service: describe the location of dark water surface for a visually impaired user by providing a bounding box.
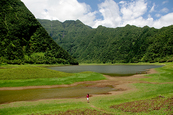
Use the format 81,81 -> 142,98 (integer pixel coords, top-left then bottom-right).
48,65 -> 163,75
0,85 -> 114,104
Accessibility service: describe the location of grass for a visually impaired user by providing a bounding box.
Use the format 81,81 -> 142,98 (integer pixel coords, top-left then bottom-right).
0,100 -> 90,115
141,63 -> 173,83
0,63 -> 173,115
0,66 -> 73,80
0,66 -> 106,87
110,96 -> 173,114
89,63 -> 173,114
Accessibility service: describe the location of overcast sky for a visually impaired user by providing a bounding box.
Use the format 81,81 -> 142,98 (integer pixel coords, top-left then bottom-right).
21,0 -> 173,28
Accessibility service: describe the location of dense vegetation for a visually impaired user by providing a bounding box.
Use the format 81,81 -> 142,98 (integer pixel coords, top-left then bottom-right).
38,19 -> 173,63
0,0 -> 172,65
0,0 -> 78,65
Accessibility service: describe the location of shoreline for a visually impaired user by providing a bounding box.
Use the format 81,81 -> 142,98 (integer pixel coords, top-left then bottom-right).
0,69 -> 157,91
2,68 -> 172,105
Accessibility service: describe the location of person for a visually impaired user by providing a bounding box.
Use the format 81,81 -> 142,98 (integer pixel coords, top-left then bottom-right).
87,94 -> 89,103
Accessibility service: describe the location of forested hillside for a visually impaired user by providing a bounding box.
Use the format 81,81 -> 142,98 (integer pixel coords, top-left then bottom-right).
38,19 -> 173,63
38,19 -> 92,55
0,0 -> 78,65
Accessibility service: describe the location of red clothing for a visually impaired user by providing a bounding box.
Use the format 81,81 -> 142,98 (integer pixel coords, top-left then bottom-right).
87,94 -> 89,98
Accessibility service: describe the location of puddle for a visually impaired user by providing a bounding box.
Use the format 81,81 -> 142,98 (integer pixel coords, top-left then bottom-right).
0,85 -> 115,104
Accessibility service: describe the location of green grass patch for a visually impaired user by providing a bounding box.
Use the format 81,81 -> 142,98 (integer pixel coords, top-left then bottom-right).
0,100 -> 90,115
0,67 -> 106,87
142,62 -> 173,83
88,83 -> 173,115
0,72 -> 105,87
131,83 -> 173,99
110,96 -> 173,114
0,66 -> 73,80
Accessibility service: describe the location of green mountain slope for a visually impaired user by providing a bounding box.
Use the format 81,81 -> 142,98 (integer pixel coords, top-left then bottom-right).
38,19 -> 173,63
38,19 -> 92,57
0,0 -> 78,65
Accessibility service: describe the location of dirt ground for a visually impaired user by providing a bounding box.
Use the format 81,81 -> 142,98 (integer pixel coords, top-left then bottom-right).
0,69 -> 157,96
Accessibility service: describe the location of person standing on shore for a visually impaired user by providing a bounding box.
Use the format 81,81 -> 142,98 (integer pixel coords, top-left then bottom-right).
87,94 -> 89,103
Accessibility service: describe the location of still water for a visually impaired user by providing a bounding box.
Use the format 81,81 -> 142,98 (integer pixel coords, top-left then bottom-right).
48,65 -> 163,75
0,85 -> 114,104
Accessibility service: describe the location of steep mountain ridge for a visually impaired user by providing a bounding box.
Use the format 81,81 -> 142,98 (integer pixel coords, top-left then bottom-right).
38,19 -> 173,63
38,19 -> 92,56
0,0 -> 78,65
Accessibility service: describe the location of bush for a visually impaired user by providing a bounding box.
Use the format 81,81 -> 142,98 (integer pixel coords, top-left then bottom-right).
149,60 -> 155,63
0,57 -> 8,64
7,59 -> 22,65
167,59 -> 173,62
159,59 -> 167,63
24,57 -> 35,64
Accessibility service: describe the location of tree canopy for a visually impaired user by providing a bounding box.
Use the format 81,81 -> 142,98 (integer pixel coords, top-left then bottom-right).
0,0 -> 78,65
38,19 -> 173,63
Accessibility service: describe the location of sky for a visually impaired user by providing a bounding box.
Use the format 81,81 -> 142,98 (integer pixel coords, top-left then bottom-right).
21,0 -> 173,28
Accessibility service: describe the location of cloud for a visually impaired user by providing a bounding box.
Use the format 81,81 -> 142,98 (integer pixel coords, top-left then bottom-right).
152,13 -> 173,28
93,0 -> 148,28
120,0 -> 147,20
155,14 -> 161,17
93,0 -> 121,28
119,1 -> 125,4
21,0 -> 173,29
93,0 -> 173,28
21,0 -> 96,24
161,8 -> 169,13
149,3 -> 155,13
116,0 -> 148,27
162,0 -> 168,4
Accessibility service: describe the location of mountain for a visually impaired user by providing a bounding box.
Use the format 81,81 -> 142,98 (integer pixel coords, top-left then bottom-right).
38,19 -> 173,63
38,19 -> 92,56
0,0 -> 78,65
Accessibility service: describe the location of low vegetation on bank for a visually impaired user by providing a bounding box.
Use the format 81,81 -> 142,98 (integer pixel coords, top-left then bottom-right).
0,65 -> 106,87
0,63 -> 172,115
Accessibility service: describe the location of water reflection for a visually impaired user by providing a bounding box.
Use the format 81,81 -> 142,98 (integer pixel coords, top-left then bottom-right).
48,65 -> 163,75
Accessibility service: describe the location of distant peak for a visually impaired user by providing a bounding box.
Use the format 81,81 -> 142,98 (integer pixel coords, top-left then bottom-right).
76,19 -> 82,22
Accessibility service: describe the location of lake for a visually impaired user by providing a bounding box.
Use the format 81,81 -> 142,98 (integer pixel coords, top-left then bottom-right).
0,85 -> 114,104
0,65 -> 163,104
48,65 -> 163,75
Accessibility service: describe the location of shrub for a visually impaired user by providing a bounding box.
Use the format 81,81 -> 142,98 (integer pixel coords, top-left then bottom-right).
7,59 -> 22,65
159,59 -> 166,63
